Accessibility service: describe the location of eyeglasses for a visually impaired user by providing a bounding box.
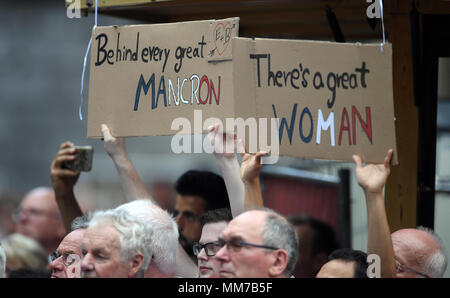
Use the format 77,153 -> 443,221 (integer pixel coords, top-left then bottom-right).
193,241 -> 223,257
12,207 -> 59,222
395,259 -> 430,278
217,237 -> 278,253
49,251 -> 80,267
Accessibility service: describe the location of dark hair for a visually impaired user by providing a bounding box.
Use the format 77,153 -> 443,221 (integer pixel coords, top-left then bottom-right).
71,213 -> 92,231
175,170 -> 230,211
328,248 -> 368,278
200,208 -> 232,226
288,215 -> 339,256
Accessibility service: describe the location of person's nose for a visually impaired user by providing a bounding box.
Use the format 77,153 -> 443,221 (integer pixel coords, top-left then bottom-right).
81,254 -> 94,273
215,245 -> 230,262
16,209 -> 29,223
176,215 -> 184,232
50,258 -> 64,273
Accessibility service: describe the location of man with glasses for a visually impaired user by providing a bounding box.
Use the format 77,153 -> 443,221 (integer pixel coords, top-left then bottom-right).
173,170 -> 231,260
14,187 -> 66,254
50,215 -> 90,278
392,227 -> 447,278
215,208 -> 298,278
354,149 -> 448,278
193,208 -> 232,278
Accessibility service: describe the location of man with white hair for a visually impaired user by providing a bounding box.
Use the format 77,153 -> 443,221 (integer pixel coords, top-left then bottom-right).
353,149 -> 448,278
392,227 -> 447,278
80,208 -> 151,278
50,214 -> 91,278
115,199 -> 179,277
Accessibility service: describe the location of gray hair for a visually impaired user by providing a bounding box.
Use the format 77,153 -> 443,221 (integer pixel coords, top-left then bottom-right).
0,244 -> 5,278
115,199 -> 178,275
88,208 -> 153,278
417,226 -> 448,278
259,208 -> 299,277
71,214 -> 92,231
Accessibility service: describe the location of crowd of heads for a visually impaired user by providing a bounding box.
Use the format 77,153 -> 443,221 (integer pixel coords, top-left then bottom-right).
0,143 -> 448,279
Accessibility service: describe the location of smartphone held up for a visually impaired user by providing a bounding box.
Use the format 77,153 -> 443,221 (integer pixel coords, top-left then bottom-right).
62,146 -> 94,172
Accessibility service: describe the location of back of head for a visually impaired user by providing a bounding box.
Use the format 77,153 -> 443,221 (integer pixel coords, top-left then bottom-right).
116,199 -> 179,276
392,227 -> 448,278
328,248 -> 368,278
200,208 -> 232,226
258,208 -> 299,277
288,215 -> 339,256
1,233 -> 49,273
175,170 -> 230,211
71,214 -> 92,231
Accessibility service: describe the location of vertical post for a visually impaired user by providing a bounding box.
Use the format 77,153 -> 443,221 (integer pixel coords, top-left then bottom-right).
338,169 -> 351,248
417,14 -> 441,229
385,0 -> 419,231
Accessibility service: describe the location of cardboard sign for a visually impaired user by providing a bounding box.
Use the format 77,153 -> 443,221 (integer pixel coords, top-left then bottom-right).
232,38 -> 397,164
87,18 -> 239,138
87,18 -> 397,164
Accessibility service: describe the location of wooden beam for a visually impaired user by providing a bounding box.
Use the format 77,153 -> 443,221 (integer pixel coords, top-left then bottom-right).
385,1 -> 419,232
77,0 -> 159,10
84,0 -> 381,40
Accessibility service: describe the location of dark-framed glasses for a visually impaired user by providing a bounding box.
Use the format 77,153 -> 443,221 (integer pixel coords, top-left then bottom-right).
217,237 -> 278,253
395,259 -> 430,278
49,251 -> 80,267
193,241 -> 223,257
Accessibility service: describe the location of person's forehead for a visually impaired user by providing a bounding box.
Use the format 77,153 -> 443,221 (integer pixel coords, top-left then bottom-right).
392,231 -> 435,268
175,195 -> 207,213
222,211 -> 266,241
200,221 -> 228,243
83,224 -> 119,250
59,229 -> 85,254
319,259 -> 355,278
22,190 -> 56,210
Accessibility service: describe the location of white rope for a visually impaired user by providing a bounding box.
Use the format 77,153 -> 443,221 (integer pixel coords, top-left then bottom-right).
79,0 -> 98,121
379,0 -> 386,52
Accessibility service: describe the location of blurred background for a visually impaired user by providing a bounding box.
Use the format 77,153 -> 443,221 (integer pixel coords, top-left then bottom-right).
0,0 -> 449,276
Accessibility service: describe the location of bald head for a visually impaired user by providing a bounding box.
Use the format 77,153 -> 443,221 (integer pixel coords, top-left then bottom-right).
23,187 -> 59,212
392,228 -> 447,278
15,187 -> 66,253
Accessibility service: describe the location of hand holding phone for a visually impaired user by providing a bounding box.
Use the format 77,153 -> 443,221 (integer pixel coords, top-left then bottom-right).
62,146 -> 94,172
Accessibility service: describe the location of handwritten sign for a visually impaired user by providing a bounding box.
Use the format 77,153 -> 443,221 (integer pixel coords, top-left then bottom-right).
232,38 -> 397,164
87,19 -> 397,164
87,18 -> 239,138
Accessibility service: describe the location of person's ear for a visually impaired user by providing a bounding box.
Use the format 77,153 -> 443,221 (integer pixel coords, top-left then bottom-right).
128,253 -> 145,278
268,249 -> 289,277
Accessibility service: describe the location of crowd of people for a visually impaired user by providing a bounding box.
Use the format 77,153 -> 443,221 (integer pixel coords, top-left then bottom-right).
0,124 -> 447,278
